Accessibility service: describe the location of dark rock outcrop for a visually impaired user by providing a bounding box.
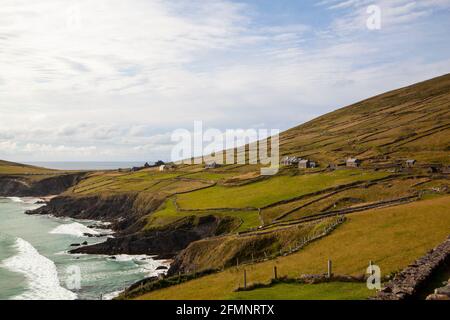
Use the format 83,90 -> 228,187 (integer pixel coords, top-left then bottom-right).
0,173 -> 86,197
69,215 -> 226,259
27,194 -> 138,223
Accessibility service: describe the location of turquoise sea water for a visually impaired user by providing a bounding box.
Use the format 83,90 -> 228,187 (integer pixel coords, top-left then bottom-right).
0,198 -> 169,300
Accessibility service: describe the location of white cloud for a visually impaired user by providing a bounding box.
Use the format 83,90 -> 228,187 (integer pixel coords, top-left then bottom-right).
0,0 -> 449,161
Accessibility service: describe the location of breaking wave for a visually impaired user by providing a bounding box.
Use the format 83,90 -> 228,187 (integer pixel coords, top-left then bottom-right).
1,238 -> 77,300
49,222 -> 99,237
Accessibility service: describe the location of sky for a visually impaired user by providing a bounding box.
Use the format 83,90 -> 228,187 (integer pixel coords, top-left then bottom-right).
0,0 -> 449,162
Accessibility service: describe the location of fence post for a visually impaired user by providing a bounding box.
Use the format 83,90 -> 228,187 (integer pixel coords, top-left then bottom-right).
327,260 -> 333,279
273,266 -> 278,280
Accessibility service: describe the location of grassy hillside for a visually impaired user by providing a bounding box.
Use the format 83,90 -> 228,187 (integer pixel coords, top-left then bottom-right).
176,170 -> 389,209
2,75 -> 448,300
279,73 -> 450,164
229,282 -> 373,300
136,196 -> 450,300
0,160 -> 57,175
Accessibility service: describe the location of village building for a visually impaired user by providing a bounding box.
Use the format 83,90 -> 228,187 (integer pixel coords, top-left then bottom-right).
281,156 -> 301,166
298,159 -> 317,169
205,161 -> 219,169
405,159 -> 417,168
159,164 -> 175,171
346,158 -> 362,168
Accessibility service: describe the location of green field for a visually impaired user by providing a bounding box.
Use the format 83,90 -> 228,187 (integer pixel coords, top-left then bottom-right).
177,170 -> 389,210
229,282 -> 374,300
145,197 -> 261,232
137,195 -> 450,300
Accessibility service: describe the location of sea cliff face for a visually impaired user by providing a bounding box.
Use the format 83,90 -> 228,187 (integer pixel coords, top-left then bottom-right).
69,215 -> 228,258
25,193 -> 234,259
0,173 -> 85,197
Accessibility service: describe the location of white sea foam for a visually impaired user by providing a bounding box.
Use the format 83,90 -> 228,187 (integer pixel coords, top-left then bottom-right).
49,222 -> 100,237
102,290 -> 123,300
7,197 -> 24,203
1,238 -> 77,300
107,254 -> 171,277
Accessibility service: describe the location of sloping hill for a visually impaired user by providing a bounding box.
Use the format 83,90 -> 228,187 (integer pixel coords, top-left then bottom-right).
0,160 -> 57,175
131,195 -> 450,300
3,74 -> 449,300
116,74 -> 450,300
279,74 -> 450,164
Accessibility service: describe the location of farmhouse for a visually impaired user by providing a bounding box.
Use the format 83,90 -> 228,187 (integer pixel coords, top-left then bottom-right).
346,158 -> 361,168
159,164 -> 175,171
205,161 -> 219,169
281,156 -> 301,166
298,159 -> 317,169
405,159 -> 416,168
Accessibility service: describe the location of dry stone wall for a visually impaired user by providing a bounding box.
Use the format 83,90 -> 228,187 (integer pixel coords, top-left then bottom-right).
374,236 -> 450,300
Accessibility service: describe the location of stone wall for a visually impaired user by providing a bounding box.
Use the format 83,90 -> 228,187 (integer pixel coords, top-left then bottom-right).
374,236 -> 450,300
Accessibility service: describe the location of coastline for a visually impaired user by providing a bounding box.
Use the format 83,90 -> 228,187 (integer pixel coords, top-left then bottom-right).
0,196 -> 171,300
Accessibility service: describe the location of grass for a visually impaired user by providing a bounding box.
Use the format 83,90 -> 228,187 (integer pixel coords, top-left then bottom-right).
272,176 -> 428,222
277,74 -> 450,165
71,170 -> 213,195
183,172 -> 236,181
144,198 -> 261,232
137,195 -> 450,300
171,217 -> 341,273
229,282 -> 374,300
177,170 -> 389,210
0,160 -> 59,175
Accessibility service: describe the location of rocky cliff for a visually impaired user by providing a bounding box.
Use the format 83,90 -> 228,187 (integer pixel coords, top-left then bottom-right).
0,173 -> 86,197
70,215 -> 232,258
27,193 -> 237,259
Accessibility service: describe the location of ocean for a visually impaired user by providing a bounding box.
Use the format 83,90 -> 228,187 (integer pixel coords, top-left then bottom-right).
0,197 -> 169,300
23,162 -> 151,171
